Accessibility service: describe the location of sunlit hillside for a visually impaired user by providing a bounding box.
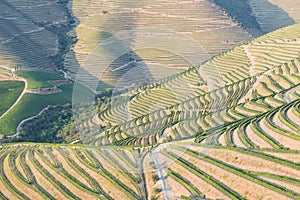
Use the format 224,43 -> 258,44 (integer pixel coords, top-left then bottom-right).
1,1 -> 300,200
65,0 -> 251,88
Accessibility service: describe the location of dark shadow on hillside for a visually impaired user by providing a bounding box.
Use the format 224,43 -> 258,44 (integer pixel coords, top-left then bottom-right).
211,0 -> 261,36
97,1 -> 154,92
64,1 -> 110,94
97,32 -> 154,94
0,0 -> 66,69
67,0 -> 156,94
0,0 -> 114,90
247,0 -> 295,33
211,0 -> 295,37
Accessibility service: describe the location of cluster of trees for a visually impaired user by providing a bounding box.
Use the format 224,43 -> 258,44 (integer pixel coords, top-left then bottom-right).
16,104 -> 73,143
34,0 -> 77,69
95,88 -> 113,113
14,89 -> 113,144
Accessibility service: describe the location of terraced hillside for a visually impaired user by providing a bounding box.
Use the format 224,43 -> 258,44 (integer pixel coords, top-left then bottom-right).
65,0 -> 251,88
65,25 -> 300,198
213,0 -> 296,36
0,24 -> 297,199
0,0 -> 72,70
1,1 -> 300,199
1,141 -> 300,199
81,23 -> 300,147
254,0 -> 300,23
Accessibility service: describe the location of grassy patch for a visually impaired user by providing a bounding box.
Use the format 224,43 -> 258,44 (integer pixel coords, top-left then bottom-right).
16,71 -> 65,89
0,84 -> 73,136
0,81 -> 25,116
0,82 -> 96,136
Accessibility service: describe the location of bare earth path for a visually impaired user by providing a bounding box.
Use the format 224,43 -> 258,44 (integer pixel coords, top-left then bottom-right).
0,67 -> 28,121
151,147 -> 173,200
8,107 -> 51,139
283,84 -> 300,102
239,45 -> 273,103
0,67 -> 69,138
243,45 -> 255,77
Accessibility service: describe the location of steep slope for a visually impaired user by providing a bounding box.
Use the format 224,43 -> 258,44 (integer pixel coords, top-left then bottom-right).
257,0 -> 300,23
0,142 -> 300,199
65,0 -> 251,89
83,24 -> 300,147
1,2 -> 300,200
0,0 -> 73,70
212,0 -> 296,36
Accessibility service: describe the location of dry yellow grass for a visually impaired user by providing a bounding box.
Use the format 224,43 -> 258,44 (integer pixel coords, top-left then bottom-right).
14,154 -> 26,180
3,155 -> 44,199
245,124 -> 274,148
258,120 -> 300,150
260,176 -> 300,193
180,151 -> 290,200
205,148 -> 300,179
166,154 -> 229,200
0,178 -> 18,200
90,149 -> 140,195
51,148 -> 92,187
66,148 -> 130,200
25,152 -> 66,199
232,129 -> 247,148
34,151 -> 98,200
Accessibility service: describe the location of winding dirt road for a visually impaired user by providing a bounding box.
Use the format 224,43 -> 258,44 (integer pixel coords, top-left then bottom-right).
0,67 -> 69,139
283,84 -> 300,103
8,107 -> 51,138
0,67 -> 28,121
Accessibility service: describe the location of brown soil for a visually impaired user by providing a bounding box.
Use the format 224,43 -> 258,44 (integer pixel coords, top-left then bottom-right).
3,155 -> 44,199
0,77 -> 23,81
175,148 -> 289,200
143,154 -> 159,199
34,151 -> 98,199
245,124 -> 273,148
25,152 -> 65,199
232,129 -> 247,148
66,148 -> 130,200
27,87 -> 62,94
259,120 -> 300,150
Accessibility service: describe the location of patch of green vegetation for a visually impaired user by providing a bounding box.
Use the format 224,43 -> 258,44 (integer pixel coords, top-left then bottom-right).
15,104 -> 73,143
16,71 -> 65,89
0,83 -> 73,136
0,81 -> 25,116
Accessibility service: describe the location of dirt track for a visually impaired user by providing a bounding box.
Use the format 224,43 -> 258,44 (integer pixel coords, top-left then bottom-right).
0,77 -> 28,120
